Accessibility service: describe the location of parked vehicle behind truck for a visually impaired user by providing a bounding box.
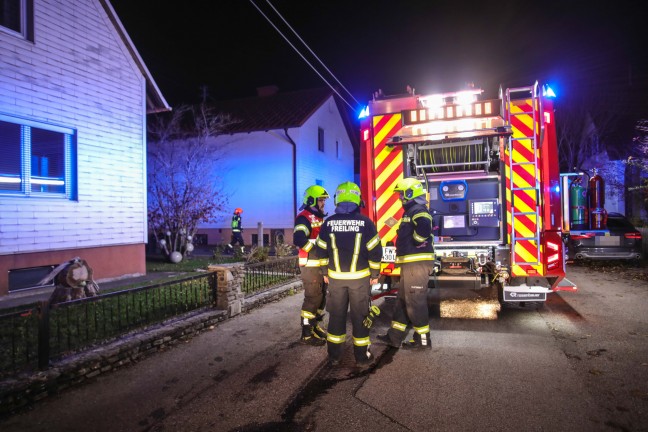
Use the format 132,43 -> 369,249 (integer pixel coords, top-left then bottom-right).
561,171 -> 643,262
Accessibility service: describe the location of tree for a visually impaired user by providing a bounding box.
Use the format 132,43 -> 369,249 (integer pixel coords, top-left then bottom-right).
625,119 -> 648,220
147,104 -> 233,262
555,89 -> 623,172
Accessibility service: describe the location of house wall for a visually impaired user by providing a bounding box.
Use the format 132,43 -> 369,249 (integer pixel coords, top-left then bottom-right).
197,96 -> 355,247
293,96 -> 356,205
0,0 -> 149,295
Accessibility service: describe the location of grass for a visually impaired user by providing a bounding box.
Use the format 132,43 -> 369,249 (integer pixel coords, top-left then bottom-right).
145,254 -> 242,273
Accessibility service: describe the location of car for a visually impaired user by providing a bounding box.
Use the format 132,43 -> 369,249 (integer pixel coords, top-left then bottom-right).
568,212 -> 643,261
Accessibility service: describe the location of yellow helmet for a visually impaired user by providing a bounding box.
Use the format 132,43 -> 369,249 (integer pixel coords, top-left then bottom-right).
394,177 -> 425,201
334,181 -> 362,206
303,185 -> 329,207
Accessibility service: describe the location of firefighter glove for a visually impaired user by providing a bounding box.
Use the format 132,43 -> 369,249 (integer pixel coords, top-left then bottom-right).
363,305 -> 381,328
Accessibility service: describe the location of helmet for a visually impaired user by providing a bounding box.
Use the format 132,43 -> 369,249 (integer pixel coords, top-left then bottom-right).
234,208 -> 243,215
394,177 -> 425,201
303,185 -> 329,207
334,181 -> 362,206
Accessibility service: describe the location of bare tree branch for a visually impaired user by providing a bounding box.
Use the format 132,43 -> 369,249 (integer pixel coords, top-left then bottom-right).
147,103 -> 235,262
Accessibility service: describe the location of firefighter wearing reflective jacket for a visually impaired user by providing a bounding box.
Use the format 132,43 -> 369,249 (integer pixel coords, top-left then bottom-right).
294,185 -> 329,346
378,178 -> 434,350
227,208 -> 245,254
316,181 -> 382,366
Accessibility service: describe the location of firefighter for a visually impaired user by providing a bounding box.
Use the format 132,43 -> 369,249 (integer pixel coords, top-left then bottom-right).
294,185 -> 330,346
316,181 -> 382,366
227,208 -> 245,254
377,177 -> 434,350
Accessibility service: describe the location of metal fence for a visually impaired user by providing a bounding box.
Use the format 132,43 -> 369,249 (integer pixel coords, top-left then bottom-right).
46,272 -> 217,365
242,256 -> 300,296
0,256 -> 299,377
0,305 -> 40,374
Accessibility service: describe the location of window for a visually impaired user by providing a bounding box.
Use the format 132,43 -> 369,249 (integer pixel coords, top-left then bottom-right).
336,139 -> 340,159
0,115 -> 76,199
0,0 -> 33,40
317,127 -> 324,152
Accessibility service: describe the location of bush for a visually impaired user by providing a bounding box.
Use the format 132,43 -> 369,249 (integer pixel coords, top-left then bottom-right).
275,241 -> 296,258
246,246 -> 270,263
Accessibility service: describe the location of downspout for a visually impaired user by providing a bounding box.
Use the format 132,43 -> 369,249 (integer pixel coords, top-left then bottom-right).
284,129 -> 298,216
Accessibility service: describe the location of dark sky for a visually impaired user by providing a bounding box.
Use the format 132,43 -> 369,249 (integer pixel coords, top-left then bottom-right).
110,1 -> 648,124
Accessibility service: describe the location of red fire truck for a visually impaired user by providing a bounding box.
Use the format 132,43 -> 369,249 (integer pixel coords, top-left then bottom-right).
359,82 -> 576,318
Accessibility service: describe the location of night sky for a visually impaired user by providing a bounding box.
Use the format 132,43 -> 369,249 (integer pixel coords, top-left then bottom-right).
110,1 -> 648,128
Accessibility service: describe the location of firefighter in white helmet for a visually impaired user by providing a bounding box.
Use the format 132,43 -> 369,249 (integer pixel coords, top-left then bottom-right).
316,181 -> 382,366
293,185 -> 329,346
377,177 -> 434,350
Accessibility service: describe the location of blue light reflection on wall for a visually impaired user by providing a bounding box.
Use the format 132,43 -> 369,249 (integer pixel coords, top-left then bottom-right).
220,137 -> 293,229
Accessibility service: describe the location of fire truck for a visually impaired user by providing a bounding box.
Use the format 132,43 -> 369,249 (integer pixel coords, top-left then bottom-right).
359,81 -> 577,319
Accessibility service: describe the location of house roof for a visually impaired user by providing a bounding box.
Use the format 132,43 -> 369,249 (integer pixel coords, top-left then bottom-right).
214,87 -> 338,134
101,0 -> 171,114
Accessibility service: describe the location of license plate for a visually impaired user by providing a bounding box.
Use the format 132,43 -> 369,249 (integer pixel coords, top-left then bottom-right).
503,291 -> 547,301
382,246 -> 396,262
596,236 -> 620,246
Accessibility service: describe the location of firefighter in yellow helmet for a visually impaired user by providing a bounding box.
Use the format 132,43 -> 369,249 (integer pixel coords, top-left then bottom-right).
315,181 -> 382,366
293,185 -> 329,346
377,177 -> 434,350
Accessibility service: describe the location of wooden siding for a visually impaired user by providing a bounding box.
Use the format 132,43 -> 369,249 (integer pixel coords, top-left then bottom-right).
0,0 -> 147,253
0,0 -> 150,293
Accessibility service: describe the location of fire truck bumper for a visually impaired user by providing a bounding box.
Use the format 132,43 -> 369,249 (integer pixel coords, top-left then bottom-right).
502,283 -> 550,302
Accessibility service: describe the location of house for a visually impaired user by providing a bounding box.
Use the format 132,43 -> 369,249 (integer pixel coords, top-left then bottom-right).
0,0 -> 170,296
197,86 -> 357,248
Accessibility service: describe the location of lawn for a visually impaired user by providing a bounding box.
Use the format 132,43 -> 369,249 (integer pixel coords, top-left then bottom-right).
145,254 -> 242,273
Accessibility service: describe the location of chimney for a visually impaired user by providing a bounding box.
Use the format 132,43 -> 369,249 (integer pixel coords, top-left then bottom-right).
256,85 -> 279,97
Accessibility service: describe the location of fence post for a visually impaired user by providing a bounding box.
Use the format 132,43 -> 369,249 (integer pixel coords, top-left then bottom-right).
208,264 -> 244,317
38,300 -> 50,370
257,222 -> 264,248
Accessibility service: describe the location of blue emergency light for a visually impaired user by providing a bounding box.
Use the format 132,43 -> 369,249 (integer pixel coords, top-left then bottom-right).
543,86 -> 556,98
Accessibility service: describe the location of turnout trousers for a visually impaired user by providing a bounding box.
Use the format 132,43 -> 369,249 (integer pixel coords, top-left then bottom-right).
299,266 -> 327,324
230,232 -> 244,247
326,277 -> 371,362
385,261 -> 432,344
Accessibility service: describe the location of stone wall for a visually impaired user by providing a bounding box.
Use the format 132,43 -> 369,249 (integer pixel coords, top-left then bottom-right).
0,266 -> 302,417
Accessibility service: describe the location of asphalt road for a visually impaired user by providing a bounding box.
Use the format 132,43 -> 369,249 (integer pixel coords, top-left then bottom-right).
1,265 -> 647,432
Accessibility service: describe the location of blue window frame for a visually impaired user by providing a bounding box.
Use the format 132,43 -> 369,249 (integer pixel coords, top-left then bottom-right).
318,127 -> 324,152
0,0 -> 34,40
0,115 -> 77,199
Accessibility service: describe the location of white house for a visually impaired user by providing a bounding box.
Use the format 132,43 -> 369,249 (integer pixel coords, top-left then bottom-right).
198,87 -> 357,247
0,0 -> 169,296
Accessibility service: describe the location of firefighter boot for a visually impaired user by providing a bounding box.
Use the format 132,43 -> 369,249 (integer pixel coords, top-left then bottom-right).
311,319 -> 327,340
356,348 -> 374,366
402,332 -> 432,350
376,333 -> 401,348
300,321 -> 325,346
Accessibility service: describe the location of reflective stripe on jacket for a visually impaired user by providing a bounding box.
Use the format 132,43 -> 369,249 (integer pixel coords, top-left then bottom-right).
395,202 -> 434,264
315,211 -> 382,280
231,214 -> 242,232
294,208 -> 324,267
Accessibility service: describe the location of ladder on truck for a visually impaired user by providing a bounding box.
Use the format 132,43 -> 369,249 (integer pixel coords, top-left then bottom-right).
505,83 -> 542,268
